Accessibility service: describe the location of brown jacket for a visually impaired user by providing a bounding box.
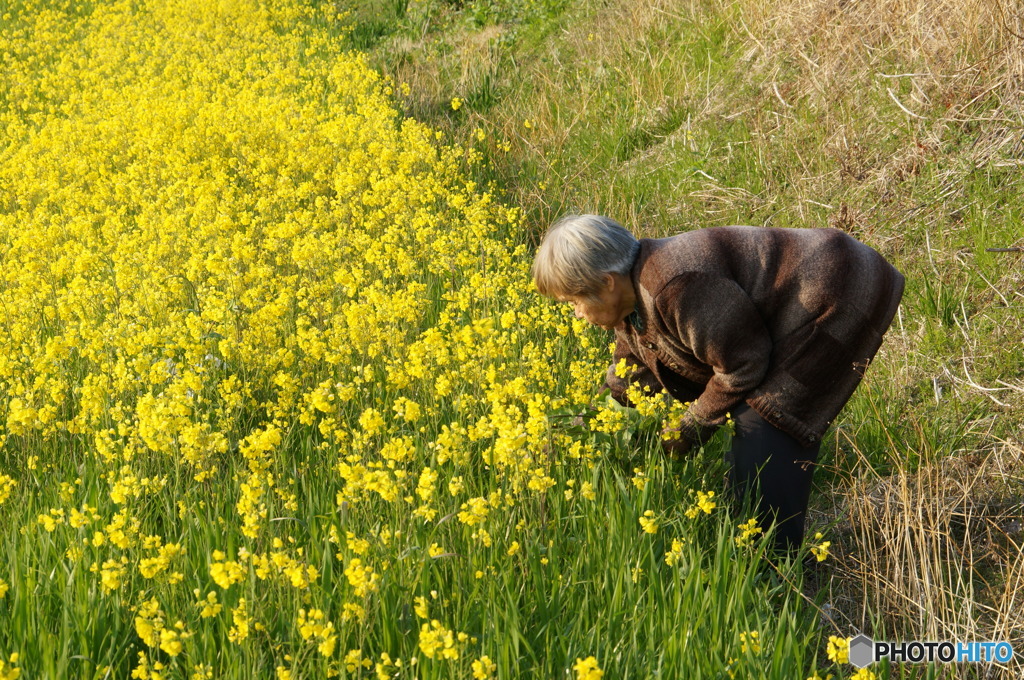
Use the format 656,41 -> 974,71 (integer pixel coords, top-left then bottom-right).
604,226 -> 905,446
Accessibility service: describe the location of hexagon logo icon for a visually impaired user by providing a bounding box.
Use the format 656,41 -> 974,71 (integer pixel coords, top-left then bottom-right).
849,634 -> 875,669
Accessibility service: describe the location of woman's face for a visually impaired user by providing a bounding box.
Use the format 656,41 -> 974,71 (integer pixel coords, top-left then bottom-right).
558,274 -> 633,331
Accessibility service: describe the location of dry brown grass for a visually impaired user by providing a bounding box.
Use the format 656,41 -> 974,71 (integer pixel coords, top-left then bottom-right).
742,0 -> 1024,177
817,439 -> 1024,678
748,0 -> 1023,95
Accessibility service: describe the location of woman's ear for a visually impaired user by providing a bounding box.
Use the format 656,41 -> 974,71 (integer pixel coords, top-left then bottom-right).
603,273 -> 616,291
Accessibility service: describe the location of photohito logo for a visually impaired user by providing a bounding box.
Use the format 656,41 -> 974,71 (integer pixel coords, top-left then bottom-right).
848,634 -> 1015,669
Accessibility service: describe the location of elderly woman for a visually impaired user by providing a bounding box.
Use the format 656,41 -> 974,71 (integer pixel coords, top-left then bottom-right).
533,214 -> 905,552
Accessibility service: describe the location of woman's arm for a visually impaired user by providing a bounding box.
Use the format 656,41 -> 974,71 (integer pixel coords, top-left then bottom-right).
656,271 -> 772,435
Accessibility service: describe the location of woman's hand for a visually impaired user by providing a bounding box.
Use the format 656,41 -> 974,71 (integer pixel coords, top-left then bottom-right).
660,427 -> 696,457
660,412 -> 710,458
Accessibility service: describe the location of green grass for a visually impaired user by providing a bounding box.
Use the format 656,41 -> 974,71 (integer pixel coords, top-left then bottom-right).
2,418 -> 828,678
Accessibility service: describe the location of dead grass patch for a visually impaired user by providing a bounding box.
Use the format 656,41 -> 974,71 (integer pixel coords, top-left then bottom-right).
817,440 -> 1024,678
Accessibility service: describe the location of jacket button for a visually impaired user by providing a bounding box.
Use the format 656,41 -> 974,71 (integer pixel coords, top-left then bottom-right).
774,411 -> 783,419
645,342 -> 656,349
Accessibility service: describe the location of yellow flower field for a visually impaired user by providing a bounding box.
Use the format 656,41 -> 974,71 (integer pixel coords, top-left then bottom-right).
0,0 -> 828,678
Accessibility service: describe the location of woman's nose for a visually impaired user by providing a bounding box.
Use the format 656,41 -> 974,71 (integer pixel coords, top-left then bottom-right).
573,306 -> 584,319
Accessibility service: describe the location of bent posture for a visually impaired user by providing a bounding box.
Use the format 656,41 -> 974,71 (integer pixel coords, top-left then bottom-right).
533,215 -> 904,551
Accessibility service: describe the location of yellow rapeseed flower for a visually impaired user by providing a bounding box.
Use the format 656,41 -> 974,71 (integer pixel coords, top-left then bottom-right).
685,490 -> 717,518
735,518 -> 763,548
472,655 -> 497,679
0,476 -> 15,506
811,532 -> 831,562
418,620 -> 464,660
414,596 -> 429,620
826,636 -> 850,664
0,654 -> 20,680
740,630 -> 761,654
573,656 -> 603,680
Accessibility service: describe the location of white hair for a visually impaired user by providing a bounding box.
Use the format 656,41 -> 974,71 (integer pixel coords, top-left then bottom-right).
532,214 -> 639,299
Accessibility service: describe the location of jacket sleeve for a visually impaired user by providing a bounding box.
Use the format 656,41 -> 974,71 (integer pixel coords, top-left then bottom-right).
655,272 -> 772,428
602,334 -> 664,407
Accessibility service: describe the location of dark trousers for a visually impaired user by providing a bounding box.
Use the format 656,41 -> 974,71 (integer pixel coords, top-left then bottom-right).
727,403 -> 820,553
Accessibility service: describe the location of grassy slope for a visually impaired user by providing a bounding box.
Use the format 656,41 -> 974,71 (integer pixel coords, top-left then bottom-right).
347,0 -> 1024,672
